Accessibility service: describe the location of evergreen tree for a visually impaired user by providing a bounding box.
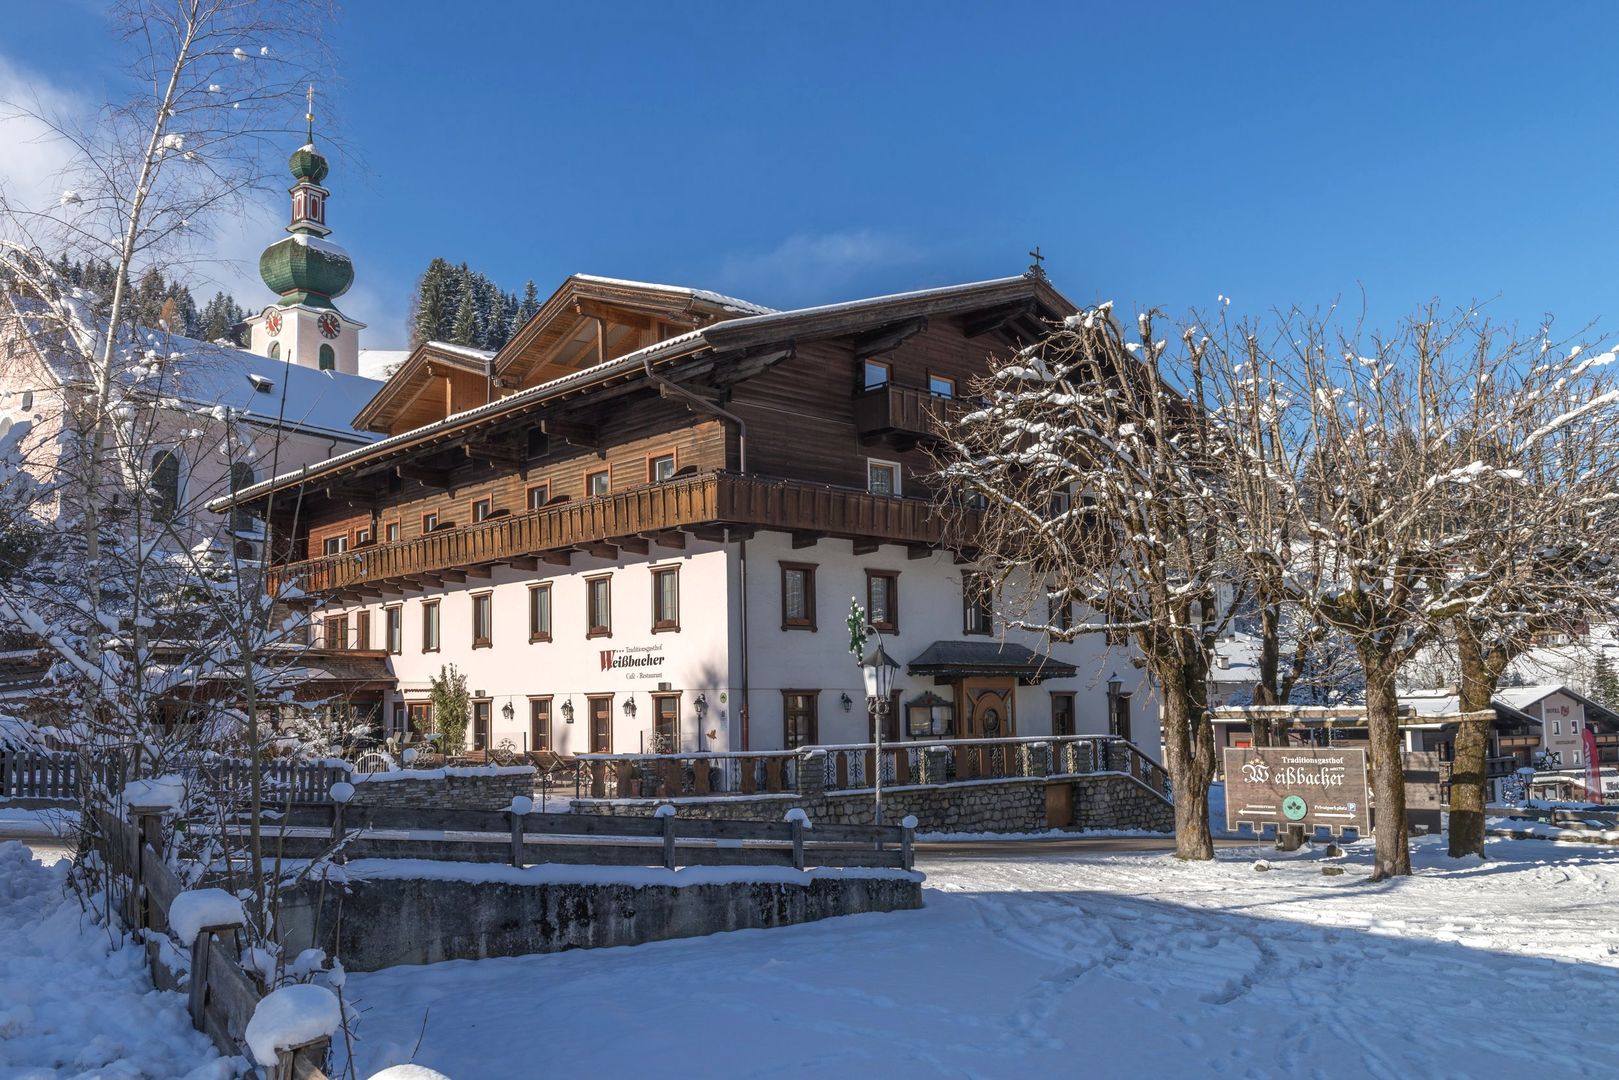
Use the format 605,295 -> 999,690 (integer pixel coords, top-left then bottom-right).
411,257 -> 452,346
1593,654 -> 1619,709
517,279 -> 540,326
199,291 -> 246,342
449,287 -> 477,346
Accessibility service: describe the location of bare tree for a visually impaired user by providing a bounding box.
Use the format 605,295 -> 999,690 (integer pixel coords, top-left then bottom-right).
940,305 -> 1241,860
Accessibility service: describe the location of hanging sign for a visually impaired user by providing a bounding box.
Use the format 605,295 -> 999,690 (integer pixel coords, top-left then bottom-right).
1223,746 -> 1372,836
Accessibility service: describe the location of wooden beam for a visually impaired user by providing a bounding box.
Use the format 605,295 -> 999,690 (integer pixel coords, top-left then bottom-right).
907,544 -> 934,560
791,532 -> 822,549
643,530 -> 687,550
464,564 -> 492,579
689,526 -> 755,544
584,542 -> 619,559
464,437 -> 524,468
963,300 -> 1037,339
396,463 -> 453,489
505,556 -> 540,571
617,536 -> 649,556
573,299 -> 657,331
540,417 -> 600,450
852,317 -> 928,362
852,540 -> 880,556
439,570 -> 467,583
323,481 -> 378,504
540,550 -> 573,567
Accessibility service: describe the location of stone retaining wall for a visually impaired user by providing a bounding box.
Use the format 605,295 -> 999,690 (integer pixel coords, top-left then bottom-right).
348,767 -> 534,810
572,772 -> 1173,834
280,871 -> 922,971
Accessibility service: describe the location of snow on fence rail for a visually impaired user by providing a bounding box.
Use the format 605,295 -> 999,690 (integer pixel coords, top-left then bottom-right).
88,805 -> 334,1079
227,803 -> 915,872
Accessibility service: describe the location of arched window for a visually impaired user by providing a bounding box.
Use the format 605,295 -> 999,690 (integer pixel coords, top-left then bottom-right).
150,448 -> 182,521
318,344 -> 335,371
268,341 -> 281,361
230,461 -> 257,534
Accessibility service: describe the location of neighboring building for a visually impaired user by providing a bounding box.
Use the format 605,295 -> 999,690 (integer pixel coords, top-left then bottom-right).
221,270 -> 1160,759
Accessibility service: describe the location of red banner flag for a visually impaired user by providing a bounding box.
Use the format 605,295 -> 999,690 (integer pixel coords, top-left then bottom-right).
1583,727 -> 1602,804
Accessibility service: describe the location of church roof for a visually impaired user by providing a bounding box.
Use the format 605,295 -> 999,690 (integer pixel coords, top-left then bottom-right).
3,294 -> 379,443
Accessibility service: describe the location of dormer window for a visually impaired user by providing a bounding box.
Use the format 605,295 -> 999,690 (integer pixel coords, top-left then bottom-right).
248,373 -> 274,394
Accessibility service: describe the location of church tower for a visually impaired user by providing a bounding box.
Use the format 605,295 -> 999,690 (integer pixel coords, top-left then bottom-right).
246,90 -> 365,374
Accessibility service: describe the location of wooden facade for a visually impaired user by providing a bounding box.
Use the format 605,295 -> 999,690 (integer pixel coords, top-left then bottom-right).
242,274 -> 1070,589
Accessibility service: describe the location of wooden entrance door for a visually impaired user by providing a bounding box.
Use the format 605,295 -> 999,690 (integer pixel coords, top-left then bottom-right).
961,679 -> 1015,738
588,696 -> 613,753
652,694 -> 679,754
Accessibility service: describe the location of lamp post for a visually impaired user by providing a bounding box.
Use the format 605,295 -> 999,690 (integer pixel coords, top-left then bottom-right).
860,630 -> 899,827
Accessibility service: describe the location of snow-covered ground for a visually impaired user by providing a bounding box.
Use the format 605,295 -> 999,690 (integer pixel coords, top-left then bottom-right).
0,841 -> 229,1079
337,835 -> 1619,1079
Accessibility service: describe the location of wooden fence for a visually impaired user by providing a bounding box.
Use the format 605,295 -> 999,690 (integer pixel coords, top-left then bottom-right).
0,751 -> 346,806
230,803 -> 915,872
89,807 -> 333,1079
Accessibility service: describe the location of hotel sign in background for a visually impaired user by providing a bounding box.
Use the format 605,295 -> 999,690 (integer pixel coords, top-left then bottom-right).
1223,746 -> 1372,836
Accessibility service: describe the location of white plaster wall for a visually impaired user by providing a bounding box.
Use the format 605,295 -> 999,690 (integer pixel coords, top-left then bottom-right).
1536,691 -> 1586,765
738,532 -> 1157,758
335,542 -> 734,756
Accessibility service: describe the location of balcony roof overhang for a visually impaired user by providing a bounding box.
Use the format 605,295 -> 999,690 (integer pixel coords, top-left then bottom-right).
907,641 -> 1078,684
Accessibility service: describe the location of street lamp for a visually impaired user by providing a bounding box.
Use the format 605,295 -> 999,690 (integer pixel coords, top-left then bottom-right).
860,633 -> 899,827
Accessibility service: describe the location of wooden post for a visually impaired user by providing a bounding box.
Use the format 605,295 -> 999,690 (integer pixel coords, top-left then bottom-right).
661,813 -> 677,870
187,932 -> 211,1028
508,809 -> 524,868
330,802 -> 345,848
901,822 -> 914,871
790,819 -> 805,870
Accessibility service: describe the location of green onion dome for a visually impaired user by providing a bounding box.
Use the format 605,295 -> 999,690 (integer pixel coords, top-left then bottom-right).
259,233 -> 353,307
288,142 -> 329,184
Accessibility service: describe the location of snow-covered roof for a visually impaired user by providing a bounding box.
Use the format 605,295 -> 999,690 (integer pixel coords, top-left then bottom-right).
571,274 -> 777,317
357,349 -> 411,380
6,295 -> 378,443
421,340 -> 495,363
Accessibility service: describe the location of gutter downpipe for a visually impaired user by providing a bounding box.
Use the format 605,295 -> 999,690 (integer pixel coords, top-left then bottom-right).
642,355 -> 751,751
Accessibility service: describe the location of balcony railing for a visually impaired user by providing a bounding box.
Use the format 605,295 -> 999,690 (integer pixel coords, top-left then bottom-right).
853,383 -> 971,443
269,470 -> 975,595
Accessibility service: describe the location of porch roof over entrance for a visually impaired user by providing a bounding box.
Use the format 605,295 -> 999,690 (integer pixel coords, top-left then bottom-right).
906,641 -> 1076,683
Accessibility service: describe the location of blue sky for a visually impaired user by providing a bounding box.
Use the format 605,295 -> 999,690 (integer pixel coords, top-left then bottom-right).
5,2 -> 1619,349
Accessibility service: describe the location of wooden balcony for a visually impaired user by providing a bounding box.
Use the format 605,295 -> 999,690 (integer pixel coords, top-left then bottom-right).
268,470 -> 976,596
852,383 -> 970,446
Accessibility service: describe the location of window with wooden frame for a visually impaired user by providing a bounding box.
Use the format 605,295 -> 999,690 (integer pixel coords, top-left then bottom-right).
783,691 -> 818,750
867,458 -> 901,496
530,696 -> 552,751
647,451 -> 677,483
421,512 -> 439,533
354,526 -> 371,546
323,534 -> 347,556
862,359 -> 891,389
963,572 -> 993,636
651,565 -> 679,632
471,592 -> 493,649
586,575 -> 612,638
780,562 -> 816,630
385,605 -> 402,654
927,373 -> 956,398
652,693 -> 679,754
1051,692 -> 1076,737
1048,586 -> 1073,632
528,583 -> 552,642
421,599 -> 440,652
355,609 -> 372,650
588,695 -> 613,753
385,521 -> 401,543
324,613 -> 348,650
586,467 -> 611,497
471,497 -> 493,523
866,570 -> 899,633
526,483 -> 550,511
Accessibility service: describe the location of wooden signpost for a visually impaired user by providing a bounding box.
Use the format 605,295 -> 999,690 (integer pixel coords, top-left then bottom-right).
1223,746 -> 1372,837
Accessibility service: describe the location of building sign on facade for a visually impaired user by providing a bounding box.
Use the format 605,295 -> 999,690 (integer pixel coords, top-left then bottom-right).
598,643 -> 667,681
1223,746 -> 1372,836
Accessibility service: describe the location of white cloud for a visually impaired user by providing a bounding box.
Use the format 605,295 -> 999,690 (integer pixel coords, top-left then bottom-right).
714,229 -> 930,305
0,49 -> 410,349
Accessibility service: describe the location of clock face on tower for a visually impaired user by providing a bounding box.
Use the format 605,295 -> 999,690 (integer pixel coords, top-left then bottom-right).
263,309 -> 282,336
317,312 -> 341,339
